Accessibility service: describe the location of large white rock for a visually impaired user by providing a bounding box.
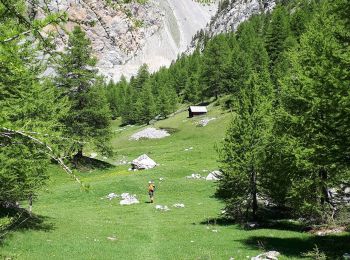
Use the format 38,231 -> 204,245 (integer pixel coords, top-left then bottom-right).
206,170 -> 223,181
131,154 -> 157,170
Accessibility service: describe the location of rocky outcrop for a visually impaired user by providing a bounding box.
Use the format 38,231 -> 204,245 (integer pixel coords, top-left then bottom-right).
32,0 -> 217,81
33,0 -> 163,76
187,0 -> 276,53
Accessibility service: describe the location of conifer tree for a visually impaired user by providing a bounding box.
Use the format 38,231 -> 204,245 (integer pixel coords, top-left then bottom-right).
201,34 -> 231,99
0,1 -> 70,205
106,80 -> 118,119
55,26 -> 111,159
217,73 -> 274,221
138,81 -> 157,124
277,0 -> 350,222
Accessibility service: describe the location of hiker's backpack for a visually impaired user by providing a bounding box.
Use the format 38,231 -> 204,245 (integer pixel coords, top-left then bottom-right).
148,184 -> 155,192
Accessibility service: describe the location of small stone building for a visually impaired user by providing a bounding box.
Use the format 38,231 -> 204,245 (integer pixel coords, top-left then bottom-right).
188,106 -> 207,118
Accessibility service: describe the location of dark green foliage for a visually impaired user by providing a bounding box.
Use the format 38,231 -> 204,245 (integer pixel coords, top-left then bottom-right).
276,0 -> 350,222
55,26 -> 111,157
0,1 -> 69,204
217,72 -> 274,221
201,34 -> 231,99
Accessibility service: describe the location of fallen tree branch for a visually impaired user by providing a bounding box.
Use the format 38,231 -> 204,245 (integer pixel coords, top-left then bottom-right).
1,127 -> 83,186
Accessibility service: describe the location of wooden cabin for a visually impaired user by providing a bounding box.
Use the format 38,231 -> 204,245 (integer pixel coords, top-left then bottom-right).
188,106 -> 207,118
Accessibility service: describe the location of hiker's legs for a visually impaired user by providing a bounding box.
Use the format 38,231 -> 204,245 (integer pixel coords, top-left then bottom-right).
149,191 -> 154,203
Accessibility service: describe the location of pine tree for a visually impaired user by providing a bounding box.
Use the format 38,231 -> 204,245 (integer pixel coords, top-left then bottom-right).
106,80 -> 118,119
55,26 -> 111,159
0,1 -> 70,206
217,73 -> 274,221
138,81 -> 157,125
201,35 -> 231,99
278,0 -> 350,222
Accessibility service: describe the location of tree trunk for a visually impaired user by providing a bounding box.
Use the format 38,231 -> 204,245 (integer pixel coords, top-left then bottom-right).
73,146 -> 83,167
319,167 -> 332,206
28,194 -> 33,216
251,170 -> 258,220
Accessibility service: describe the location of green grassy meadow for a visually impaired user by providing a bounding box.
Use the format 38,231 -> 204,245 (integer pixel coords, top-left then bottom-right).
1,106 -> 349,259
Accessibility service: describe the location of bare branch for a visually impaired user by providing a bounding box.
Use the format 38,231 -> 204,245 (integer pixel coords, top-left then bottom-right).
1,127 -> 83,186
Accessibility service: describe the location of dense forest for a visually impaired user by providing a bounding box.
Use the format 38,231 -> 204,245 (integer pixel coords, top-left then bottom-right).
1,0 -> 349,228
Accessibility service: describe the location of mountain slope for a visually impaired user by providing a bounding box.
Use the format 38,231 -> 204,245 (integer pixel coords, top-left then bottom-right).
34,0 -> 217,81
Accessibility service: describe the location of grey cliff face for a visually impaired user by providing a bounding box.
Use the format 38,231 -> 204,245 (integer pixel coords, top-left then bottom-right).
32,0 -> 163,78
33,0 -> 277,81
187,0 -> 276,53
33,0 -> 217,81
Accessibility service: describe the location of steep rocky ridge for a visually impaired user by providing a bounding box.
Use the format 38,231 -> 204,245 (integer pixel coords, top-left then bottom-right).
187,0 -> 276,52
33,0 -> 217,81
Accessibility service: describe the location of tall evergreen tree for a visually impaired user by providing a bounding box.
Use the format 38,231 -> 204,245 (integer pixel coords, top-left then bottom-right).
277,0 -> 350,222
0,0 -> 70,206
55,26 -> 111,159
217,73 -> 274,221
201,34 -> 231,99
106,80 -> 118,119
138,81 -> 157,125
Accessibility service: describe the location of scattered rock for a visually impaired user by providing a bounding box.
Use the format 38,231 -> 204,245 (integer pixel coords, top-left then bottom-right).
212,229 -> 218,232
184,147 -> 193,151
245,222 -> 259,229
251,251 -> 280,260
131,154 -> 157,170
130,127 -> 170,140
106,193 -> 119,200
206,170 -> 223,181
107,236 -> 117,241
155,205 -> 170,211
197,117 -> 216,127
120,193 -> 139,205
173,203 -> 185,208
343,253 -> 350,259
186,173 -> 204,179
90,152 -> 97,158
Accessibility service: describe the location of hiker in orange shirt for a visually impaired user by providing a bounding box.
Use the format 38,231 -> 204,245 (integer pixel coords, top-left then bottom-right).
148,181 -> 155,203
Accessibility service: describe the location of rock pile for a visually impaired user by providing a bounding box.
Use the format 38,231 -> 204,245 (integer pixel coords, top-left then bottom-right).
130,127 -> 170,140
120,193 -> 139,206
197,117 -> 216,127
105,192 -> 139,205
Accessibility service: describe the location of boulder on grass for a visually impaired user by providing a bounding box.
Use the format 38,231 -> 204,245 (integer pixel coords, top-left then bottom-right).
205,170 -> 223,181
131,154 -> 157,170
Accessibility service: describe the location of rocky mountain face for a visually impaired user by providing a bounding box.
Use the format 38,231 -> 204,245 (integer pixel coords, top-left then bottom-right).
33,0 -> 277,81
187,0 -> 276,52
33,0 -> 217,81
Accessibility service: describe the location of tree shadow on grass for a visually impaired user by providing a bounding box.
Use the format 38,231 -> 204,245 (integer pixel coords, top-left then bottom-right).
239,234 -> 350,259
199,217 -> 236,226
74,156 -> 114,171
0,206 -> 55,245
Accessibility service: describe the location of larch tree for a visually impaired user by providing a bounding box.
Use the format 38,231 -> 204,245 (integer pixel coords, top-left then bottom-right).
278,0 -> 350,222
0,0 -> 73,208
55,26 -> 111,161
